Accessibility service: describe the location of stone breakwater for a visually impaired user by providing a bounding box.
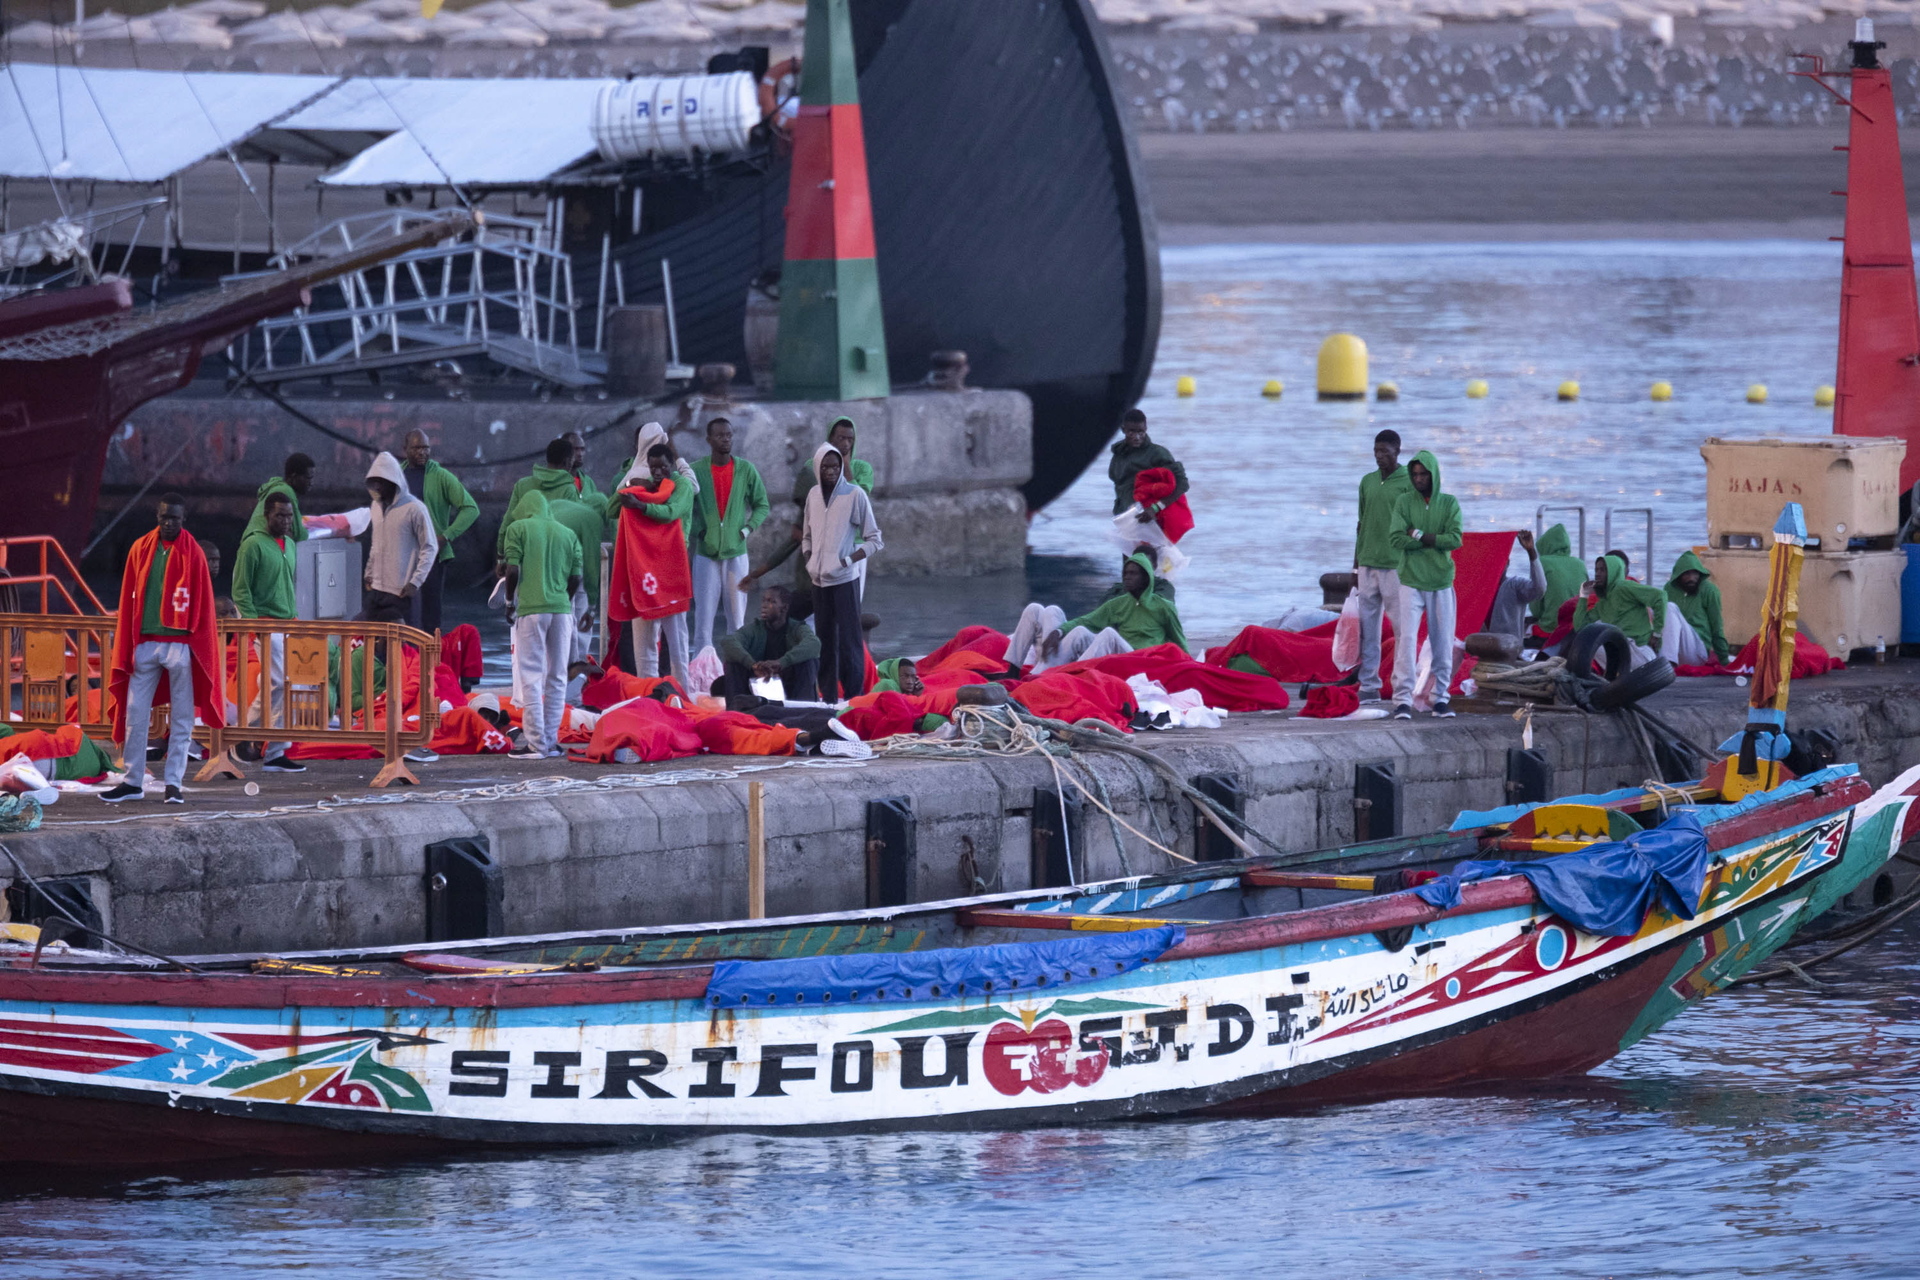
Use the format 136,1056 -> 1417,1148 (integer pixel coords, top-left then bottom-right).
7,667 -> 1915,958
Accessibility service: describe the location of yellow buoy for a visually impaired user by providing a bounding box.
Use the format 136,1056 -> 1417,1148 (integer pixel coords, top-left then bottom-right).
1746,383 -> 1768,404
1557,380 -> 1580,401
1814,384 -> 1835,407
1375,382 -> 1399,402
1650,381 -> 1673,402
1465,379 -> 1489,399
1175,375 -> 1197,397
1262,379 -> 1284,399
1317,333 -> 1368,401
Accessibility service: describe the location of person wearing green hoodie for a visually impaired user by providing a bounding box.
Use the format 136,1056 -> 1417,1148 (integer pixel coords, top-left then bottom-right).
1354,429 -> 1415,703
1011,552 -> 1186,673
1570,552 -> 1668,662
1532,523 -> 1587,630
401,429 -> 479,635
1387,450 -> 1463,718
241,453 -> 314,544
688,417 -> 771,656
1660,550 -> 1730,667
501,491 -> 583,759
500,440 -> 609,657
231,491 -> 303,772
499,438 -> 610,561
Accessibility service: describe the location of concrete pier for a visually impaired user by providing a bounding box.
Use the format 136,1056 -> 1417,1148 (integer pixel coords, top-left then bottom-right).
105,387 -> 1033,583
8,668 -> 1917,958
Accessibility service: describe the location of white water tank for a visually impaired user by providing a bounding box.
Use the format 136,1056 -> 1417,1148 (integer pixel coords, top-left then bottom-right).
593,73 -> 760,161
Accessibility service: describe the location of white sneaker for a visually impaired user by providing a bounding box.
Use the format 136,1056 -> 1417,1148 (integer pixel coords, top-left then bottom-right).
819,737 -> 873,759
826,717 -> 861,742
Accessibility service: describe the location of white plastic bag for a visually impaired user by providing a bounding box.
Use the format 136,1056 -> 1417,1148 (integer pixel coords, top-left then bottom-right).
1330,593 -> 1362,672
0,754 -> 56,806
686,645 -> 725,699
1107,507 -> 1188,578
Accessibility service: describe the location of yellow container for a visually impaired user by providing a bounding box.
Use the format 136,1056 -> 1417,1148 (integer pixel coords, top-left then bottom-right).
1700,435 -> 1907,547
1697,546 -> 1907,653
1317,333 -> 1368,400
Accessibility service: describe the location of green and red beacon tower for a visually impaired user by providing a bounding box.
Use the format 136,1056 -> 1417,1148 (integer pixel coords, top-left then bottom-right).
772,0 -> 891,402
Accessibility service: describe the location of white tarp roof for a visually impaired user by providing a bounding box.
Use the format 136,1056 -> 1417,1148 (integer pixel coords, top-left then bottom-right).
0,64 -> 337,183
288,77 -> 611,187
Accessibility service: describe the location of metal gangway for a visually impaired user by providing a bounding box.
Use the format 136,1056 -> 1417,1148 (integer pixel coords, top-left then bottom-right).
228,210 -> 606,389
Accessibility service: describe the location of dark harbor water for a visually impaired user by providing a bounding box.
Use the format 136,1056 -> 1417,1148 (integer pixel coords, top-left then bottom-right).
4,916 -> 1914,1279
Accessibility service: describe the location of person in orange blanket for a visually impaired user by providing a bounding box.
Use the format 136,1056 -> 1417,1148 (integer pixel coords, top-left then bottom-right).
609,442 -> 695,695
102,495 -> 223,804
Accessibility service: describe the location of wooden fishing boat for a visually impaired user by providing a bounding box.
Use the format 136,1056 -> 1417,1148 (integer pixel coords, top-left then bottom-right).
0,761 -> 1913,1166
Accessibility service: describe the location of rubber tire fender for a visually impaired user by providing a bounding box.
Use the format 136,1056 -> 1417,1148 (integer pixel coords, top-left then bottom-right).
1564,622 -> 1633,682
1589,657 -> 1677,711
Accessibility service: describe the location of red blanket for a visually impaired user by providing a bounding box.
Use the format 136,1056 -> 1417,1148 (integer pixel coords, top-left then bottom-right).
1010,668 -> 1138,730
1134,467 -> 1193,544
572,697 -> 702,763
431,705 -> 513,755
580,665 -> 683,710
921,626 -> 1010,670
1674,634 -> 1846,679
837,690 -> 932,740
110,527 -> 224,740
1058,644 -> 1290,712
441,623 -> 484,681
609,479 -> 693,622
1300,685 -> 1360,719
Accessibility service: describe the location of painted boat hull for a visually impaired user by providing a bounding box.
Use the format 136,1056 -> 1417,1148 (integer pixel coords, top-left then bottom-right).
0,793 -> 1864,1166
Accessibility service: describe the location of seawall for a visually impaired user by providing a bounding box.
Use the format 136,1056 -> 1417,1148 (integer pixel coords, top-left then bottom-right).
7,669 -> 1916,958
104,387 -> 1033,582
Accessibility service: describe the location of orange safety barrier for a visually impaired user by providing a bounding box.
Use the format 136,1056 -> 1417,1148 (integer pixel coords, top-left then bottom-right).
0,615 -> 442,790
0,538 -> 108,616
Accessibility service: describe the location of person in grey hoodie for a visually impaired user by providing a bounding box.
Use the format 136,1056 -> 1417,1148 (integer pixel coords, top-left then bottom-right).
800,442 -> 882,701
363,451 -> 438,626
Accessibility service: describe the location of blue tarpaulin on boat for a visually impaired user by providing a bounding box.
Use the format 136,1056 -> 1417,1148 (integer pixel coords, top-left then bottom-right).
704,926 -> 1185,1009
1677,764 -> 1857,824
1413,811 -> 1711,937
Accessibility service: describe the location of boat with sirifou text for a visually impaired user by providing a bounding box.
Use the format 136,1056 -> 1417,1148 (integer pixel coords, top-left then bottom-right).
0,760 -> 1914,1166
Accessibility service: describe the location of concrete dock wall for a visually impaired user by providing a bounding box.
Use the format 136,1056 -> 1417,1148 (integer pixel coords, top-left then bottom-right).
10,672 -> 1917,958
106,387 -> 1033,581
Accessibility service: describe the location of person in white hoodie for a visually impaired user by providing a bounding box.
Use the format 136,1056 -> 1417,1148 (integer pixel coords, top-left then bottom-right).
800,443 -> 882,701
362,452 -> 438,626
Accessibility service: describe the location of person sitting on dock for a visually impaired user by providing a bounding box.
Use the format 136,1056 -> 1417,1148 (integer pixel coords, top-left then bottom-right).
102,496 -> 223,804
1570,552 -> 1668,666
1483,529 -> 1546,651
802,443 -> 883,701
872,656 -> 924,696
231,492 -> 303,773
1108,408 -> 1187,523
1101,544 -> 1177,604
1354,428 -> 1413,704
242,452 -> 314,546
717,585 -> 820,702
401,429 -> 479,636
688,417 -> 771,657
1387,449 -> 1463,719
502,492 -> 584,760
1532,522 -> 1586,630
1011,551 -> 1185,673
1660,550 -> 1731,668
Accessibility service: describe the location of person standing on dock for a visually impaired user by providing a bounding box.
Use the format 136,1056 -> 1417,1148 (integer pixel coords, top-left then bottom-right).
102,496 -> 222,804
242,453 -> 314,545
362,453 -> 438,627
801,442 -> 882,701
688,418 -> 770,656
230,492 -> 303,774
500,437 -> 611,566
610,443 -> 696,693
502,492 -> 584,760
401,429 -> 478,636
736,417 -> 873,611
1660,552 -> 1731,668
1387,450 -> 1463,719
1108,409 -> 1188,522
1353,429 -> 1414,705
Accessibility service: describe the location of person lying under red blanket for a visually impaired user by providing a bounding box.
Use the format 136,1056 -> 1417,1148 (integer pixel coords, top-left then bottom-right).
1056,643 -> 1290,712
920,625 -> 1011,670
1009,667 -> 1138,730
1673,633 -> 1846,679
578,660 -> 686,710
